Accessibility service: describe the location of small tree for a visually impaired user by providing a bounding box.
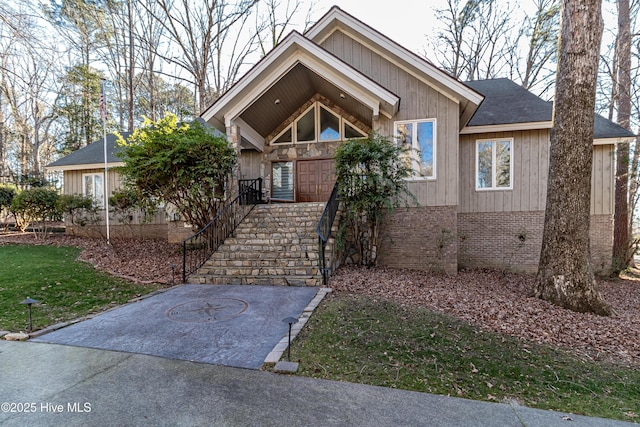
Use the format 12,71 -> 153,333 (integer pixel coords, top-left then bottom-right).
335,133 -> 414,266
57,194 -> 97,227
10,188 -> 60,238
117,113 -> 236,230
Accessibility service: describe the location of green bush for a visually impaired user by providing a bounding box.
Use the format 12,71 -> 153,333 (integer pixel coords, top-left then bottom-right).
0,185 -> 17,231
10,187 -> 60,237
57,194 -> 96,226
335,132 -> 414,266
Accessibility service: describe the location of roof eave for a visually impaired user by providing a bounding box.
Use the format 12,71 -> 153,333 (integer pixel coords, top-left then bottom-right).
45,162 -> 125,172
460,121 -> 553,134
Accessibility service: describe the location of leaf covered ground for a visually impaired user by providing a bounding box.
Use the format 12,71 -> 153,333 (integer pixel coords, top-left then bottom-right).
2,232 -> 639,368
329,266 -> 640,368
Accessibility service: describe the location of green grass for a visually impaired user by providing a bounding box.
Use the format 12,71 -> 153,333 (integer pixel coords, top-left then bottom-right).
0,244 -> 167,332
291,294 -> 640,423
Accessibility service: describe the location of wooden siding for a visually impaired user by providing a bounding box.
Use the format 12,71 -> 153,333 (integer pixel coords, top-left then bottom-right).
459,130 -> 614,215
63,168 -> 123,196
239,149 -> 262,180
591,144 -> 615,215
321,31 -> 460,207
63,168 -> 167,226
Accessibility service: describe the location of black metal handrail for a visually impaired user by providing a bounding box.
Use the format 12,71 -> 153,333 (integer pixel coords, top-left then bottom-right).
316,182 -> 340,286
182,178 -> 263,282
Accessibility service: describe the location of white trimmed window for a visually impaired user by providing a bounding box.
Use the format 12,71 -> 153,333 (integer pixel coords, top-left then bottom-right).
82,173 -> 104,207
475,138 -> 513,190
395,119 -> 436,179
271,101 -> 367,144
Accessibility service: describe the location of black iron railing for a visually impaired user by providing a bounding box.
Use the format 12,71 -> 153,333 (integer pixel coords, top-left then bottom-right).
316,182 -> 340,286
239,178 -> 263,205
182,178 -> 263,282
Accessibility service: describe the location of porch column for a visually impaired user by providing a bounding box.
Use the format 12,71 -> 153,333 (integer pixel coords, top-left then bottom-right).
226,124 -> 242,197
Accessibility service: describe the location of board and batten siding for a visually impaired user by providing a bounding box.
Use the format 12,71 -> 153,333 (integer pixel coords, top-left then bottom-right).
239,149 -> 262,180
63,168 -> 123,196
320,30 -> 459,207
459,130 -> 614,215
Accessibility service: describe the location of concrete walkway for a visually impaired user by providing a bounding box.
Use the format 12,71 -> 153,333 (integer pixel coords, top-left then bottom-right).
0,340 -> 634,426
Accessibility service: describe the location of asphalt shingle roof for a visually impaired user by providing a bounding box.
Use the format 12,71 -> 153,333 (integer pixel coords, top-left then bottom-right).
465,78 -> 636,140
47,133 -> 129,168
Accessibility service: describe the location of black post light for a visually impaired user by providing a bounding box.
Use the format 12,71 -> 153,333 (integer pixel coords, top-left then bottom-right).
282,317 -> 298,361
20,297 -> 40,333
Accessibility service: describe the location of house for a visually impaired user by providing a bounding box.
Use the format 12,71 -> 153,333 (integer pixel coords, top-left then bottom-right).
199,6 -> 634,274
48,6 -> 635,275
45,133 -> 189,242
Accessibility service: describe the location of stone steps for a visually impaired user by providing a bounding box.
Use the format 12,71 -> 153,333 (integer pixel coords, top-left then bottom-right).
191,202 -> 325,286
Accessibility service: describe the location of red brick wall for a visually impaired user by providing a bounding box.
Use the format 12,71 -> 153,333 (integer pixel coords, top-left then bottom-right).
377,206 -> 458,274
457,211 -> 612,274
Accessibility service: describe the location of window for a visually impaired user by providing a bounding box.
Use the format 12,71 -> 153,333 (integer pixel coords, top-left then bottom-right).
271,101 -> 367,144
395,119 -> 436,179
476,138 -> 513,190
296,107 -> 315,142
83,173 -> 104,207
319,106 -> 340,141
271,162 -> 294,201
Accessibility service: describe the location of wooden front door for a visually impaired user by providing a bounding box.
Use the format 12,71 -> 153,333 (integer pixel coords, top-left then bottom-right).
296,159 -> 336,202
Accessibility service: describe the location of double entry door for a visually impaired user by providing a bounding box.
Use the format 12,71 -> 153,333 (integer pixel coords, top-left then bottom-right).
296,159 -> 335,203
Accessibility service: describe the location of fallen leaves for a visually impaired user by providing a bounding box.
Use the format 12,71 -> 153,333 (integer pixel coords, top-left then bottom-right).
330,266 -> 640,368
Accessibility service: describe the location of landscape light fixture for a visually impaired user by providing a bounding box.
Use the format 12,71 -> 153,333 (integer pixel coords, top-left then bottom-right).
282,316 -> 298,361
20,297 -> 40,333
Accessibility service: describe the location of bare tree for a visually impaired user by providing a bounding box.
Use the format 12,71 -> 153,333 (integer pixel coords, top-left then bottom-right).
430,0 -> 515,81
612,0 -> 633,272
145,0 -> 257,115
535,0 -> 612,315
0,4 -> 61,186
511,0 -> 560,97
255,0 -> 316,56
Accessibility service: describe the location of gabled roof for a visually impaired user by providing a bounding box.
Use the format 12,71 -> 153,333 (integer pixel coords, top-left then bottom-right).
305,6 -> 484,127
201,30 -> 401,149
46,133 -> 129,171
463,78 -> 636,142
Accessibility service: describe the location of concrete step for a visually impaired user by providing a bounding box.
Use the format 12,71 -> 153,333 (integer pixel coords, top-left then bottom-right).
209,251 -> 320,261
196,265 -> 320,277
191,274 -> 321,287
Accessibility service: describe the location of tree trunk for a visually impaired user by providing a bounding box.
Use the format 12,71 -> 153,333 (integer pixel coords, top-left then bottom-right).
534,0 -> 612,316
612,0 -> 632,273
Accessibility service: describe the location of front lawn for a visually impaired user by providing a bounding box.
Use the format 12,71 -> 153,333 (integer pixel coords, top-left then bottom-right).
290,293 -> 640,423
0,244 -> 167,332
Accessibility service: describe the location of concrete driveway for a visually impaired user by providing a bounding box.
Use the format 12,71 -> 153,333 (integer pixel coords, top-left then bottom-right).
32,284 -> 321,369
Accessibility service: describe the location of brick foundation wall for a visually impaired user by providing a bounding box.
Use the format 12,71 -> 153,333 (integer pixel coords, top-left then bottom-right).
377,206 -> 458,275
590,214 -> 613,273
457,211 -> 613,274
66,224 -> 168,240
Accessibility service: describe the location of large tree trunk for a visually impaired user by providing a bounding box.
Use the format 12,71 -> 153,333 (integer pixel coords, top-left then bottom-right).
534,0 -> 612,316
612,0 -> 632,272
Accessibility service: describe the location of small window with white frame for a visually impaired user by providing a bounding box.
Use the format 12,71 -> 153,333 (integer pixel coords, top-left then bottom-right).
475,138 -> 513,190
83,173 -> 104,207
395,119 -> 436,179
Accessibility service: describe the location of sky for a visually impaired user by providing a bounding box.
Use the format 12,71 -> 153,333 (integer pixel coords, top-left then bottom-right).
310,0 -> 441,53
307,0 -> 619,65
